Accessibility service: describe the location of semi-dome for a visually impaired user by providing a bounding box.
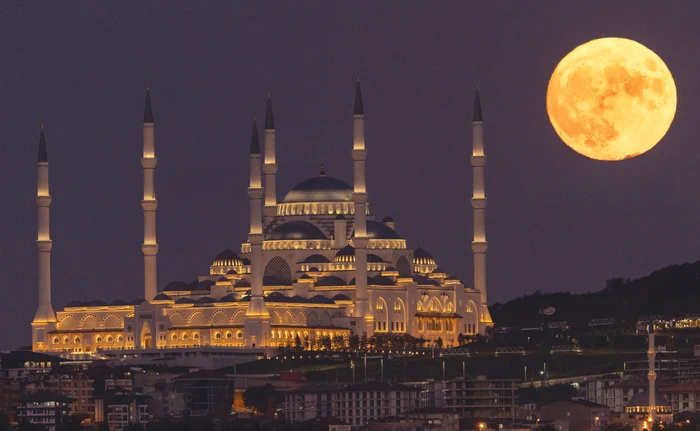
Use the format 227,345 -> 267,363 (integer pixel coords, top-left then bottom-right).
302,254 -> 331,264
334,245 -> 355,262
282,174 -> 353,203
352,220 -> 402,239
413,248 -> 436,265
316,276 -> 347,286
212,249 -> 243,267
267,221 -> 327,241
367,254 -> 384,263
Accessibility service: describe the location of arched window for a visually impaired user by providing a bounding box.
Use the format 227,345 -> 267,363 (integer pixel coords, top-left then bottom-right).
375,297 -> 388,332
396,256 -> 411,277
393,299 -> 406,333
74,337 -> 81,344
106,336 -> 113,343
193,333 -> 200,340
264,256 -> 292,285
117,335 -> 124,342
52,337 -> 59,344
236,331 -> 243,339
417,302 -> 423,312
225,331 -> 233,339
95,336 -> 102,343
215,332 -> 221,339
182,333 -> 189,341
171,334 -> 178,341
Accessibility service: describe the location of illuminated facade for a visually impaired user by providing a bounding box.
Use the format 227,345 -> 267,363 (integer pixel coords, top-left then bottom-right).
31,81 -> 493,354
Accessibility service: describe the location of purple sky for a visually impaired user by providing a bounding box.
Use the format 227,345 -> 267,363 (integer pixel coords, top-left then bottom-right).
1,2 -> 698,348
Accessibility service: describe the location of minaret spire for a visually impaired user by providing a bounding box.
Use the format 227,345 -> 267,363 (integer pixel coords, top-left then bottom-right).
262,91 -> 278,224
244,116 -> 270,347
471,88 -> 493,329
37,125 -> 48,162
141,87 -> 159,301
648,318 -> 657,421
32,126 -> 57,350
350,77 -> 373,335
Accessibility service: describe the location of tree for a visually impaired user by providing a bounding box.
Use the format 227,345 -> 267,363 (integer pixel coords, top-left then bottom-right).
332,335 -> 346,350
436,337 -> 443,348
243,384 -> 283,416
458,333 -> 466,345
360,333 -> 368,350
535,425 -> 558,431
348,334 -> 360,350
294,334 -> 302,350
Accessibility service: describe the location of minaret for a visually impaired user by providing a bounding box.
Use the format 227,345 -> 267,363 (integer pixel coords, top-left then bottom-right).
32,126 -> 57,350
471,88 -> 493,328
142,87 -> 158,301
263,91 -> 278,225
647,320 -> 657,421
350,78 -> 373,334
244,117 -> 270,347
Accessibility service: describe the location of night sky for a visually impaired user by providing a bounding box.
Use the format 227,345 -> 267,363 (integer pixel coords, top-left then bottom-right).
1,2 -> 698,348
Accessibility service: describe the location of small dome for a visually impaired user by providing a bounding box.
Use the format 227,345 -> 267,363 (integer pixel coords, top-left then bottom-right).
413,248 -> 436,265
335,214 -> 346,220
282,175 -> 353,203
217,277 -> 228,282
197,280 -> 215,290
267,221 -> 328,241
111,299 -> 129,306
175,297 -> 196,305
237,280 -> 251,287
164,281 -> 189,292
308,266 -> 320,272
196,296 -> 217,304
308,295 -> 334,304
367,254 -> 384,263
212,249 -> 243,267
226,269 -> 238,275
352,220 -> 402,240
131,298 -> 146,305
317,276 -> 347,287
334,245 -> 356,263
303,254 -> 330,264
371,276 -> 395,286
152,293 -> 172,301
266,292 -> 290,302
299,274 -> 313,280
382,216 -> 394,223
219,294 -> 237,303
87,300 -> 108,306
242,258 -> 251,265
67,301 -> 84,307
332,294 -> 351,301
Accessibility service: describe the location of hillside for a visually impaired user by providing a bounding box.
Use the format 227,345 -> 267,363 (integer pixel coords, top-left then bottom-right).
490,260 -> 700,328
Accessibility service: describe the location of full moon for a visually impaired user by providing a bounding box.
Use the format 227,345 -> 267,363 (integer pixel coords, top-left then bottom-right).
546,37 -> 676,161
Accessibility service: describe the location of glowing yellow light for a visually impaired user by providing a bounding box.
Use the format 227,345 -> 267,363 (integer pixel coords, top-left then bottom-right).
547,38 -> 676,161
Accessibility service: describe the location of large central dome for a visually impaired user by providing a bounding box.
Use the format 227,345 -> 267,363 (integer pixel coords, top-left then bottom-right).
282,174 -> 353,203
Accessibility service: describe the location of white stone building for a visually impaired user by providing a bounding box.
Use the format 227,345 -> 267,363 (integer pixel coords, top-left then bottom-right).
31,82 -> 493,354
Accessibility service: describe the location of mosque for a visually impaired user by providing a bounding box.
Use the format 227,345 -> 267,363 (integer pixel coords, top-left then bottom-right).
30,81 -> 493,354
